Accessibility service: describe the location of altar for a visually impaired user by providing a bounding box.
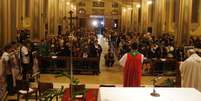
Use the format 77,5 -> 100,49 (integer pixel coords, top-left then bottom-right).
98,87 -> 201,101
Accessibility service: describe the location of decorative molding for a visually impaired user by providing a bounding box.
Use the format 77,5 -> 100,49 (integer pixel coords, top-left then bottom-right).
92,9 -> 104,15
92,1 -> 104,7
192,23 -> 200,31
111,9 -> 119,15
79,1 -> 86,7
112,2 -> 119,8
78,8 -> 86,16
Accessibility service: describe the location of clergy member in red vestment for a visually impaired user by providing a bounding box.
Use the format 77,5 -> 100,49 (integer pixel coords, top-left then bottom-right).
119,42 -> 144,87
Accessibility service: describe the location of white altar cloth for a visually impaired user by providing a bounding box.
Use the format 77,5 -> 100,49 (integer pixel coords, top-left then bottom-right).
98,87 -> 201,101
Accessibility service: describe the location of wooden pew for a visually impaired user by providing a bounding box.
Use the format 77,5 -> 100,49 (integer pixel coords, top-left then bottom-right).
150,58 -> 177,76
38,56 -> 100,75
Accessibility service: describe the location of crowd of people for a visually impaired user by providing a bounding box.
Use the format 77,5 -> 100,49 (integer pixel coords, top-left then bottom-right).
0,41 -> 38,95
108,32 -> 177,60
40,30 -> 102,58
108,31 -> 201,62
0,30 -> 104,95
189,36 -> 201,48
1,28 -> 201,96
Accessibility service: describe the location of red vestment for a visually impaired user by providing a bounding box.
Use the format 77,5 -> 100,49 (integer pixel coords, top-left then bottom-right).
124,53 -> 142,87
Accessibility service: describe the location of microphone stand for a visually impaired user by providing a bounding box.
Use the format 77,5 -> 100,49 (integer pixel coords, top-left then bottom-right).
150,77 -> 160,97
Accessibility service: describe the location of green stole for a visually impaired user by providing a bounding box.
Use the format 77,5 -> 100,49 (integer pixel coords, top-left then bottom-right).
129,50 -> 140,57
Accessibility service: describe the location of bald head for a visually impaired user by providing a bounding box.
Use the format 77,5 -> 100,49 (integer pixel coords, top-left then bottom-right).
187,49 -> 196,57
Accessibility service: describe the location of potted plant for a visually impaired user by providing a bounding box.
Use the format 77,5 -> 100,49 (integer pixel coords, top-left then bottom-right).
55,72 -> 86,101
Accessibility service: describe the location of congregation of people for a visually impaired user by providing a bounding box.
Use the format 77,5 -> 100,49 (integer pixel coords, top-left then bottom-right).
40,30 -> 102,58
1,28 -> 201,97
104,30 -> 201,90
0,40 -> 37,95
0,30 -> 104,95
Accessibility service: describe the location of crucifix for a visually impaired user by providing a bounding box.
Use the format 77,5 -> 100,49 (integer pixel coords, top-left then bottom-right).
68,10 -> 78,32
68,10 -> 78,101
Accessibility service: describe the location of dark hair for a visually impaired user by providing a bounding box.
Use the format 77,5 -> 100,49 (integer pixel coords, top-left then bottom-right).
0,49 -> 2,56
4,45 -> 11,51
11,41 -> 16,45
131,42 -> 138,50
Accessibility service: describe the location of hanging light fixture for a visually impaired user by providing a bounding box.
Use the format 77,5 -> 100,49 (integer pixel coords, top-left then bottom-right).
128,7 -> 132,10
136,4 -> 141,8
123,8 -> 127,12
147,0 -> 153,5
66,1 -> 70,5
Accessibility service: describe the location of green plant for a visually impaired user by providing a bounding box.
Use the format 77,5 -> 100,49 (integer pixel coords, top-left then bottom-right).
159,78 -> 176,87
55,72 -> 86,101
41,86 -> 64,101
55,72 -> 80,85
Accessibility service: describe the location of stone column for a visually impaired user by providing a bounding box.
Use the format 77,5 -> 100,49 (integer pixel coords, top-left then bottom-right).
121,6 -> 132,33
153,0 -> 166,35
10,0 -> 17,41
16,0 -> 24,29
176,0 -> 192,47
126,7 -> 132,32
30,0 -> 45,40
121,7 -> 126,32
43,0 -> 48,39
60,0 -> 67,34
2,0 -> 12,45
0,0 -> 3,47
39,0 -> 46,40
120,7 -> 124,32
124,8 -> 128,32
0,0 -> 17,47
140,0 -> 149,33
30,0 -> 38,39
165,0 -> 173,33
132,3 -> 139,32
48,0 -> 59,35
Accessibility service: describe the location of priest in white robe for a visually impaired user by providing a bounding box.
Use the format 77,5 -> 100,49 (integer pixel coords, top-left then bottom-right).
180,49 -> 201,92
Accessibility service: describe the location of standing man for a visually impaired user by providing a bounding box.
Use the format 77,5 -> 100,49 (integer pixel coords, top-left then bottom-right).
1,45 -> 14,95
180,49 -> 201,92
20,42 -> 31,80
119,42 -> 144,87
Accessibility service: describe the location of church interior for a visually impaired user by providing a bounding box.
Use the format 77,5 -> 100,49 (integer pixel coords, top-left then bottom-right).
1,0 -> 201,100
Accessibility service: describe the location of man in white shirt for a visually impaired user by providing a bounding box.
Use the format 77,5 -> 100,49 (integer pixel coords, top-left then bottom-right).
0,50 -> 5,77
180,49 -> 201,92
1,45 -> 14,95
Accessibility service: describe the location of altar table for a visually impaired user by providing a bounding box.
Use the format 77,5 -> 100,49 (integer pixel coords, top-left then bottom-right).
98,87 -> 201,101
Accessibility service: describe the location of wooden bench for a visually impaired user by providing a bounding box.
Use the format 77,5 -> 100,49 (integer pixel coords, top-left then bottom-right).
38,56 -> 100,75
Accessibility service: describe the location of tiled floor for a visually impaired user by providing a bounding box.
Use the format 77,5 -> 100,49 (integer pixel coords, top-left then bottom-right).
6,35 -> 175,100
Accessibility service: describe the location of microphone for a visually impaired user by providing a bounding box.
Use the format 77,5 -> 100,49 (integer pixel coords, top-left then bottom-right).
150,76 -> 162,97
